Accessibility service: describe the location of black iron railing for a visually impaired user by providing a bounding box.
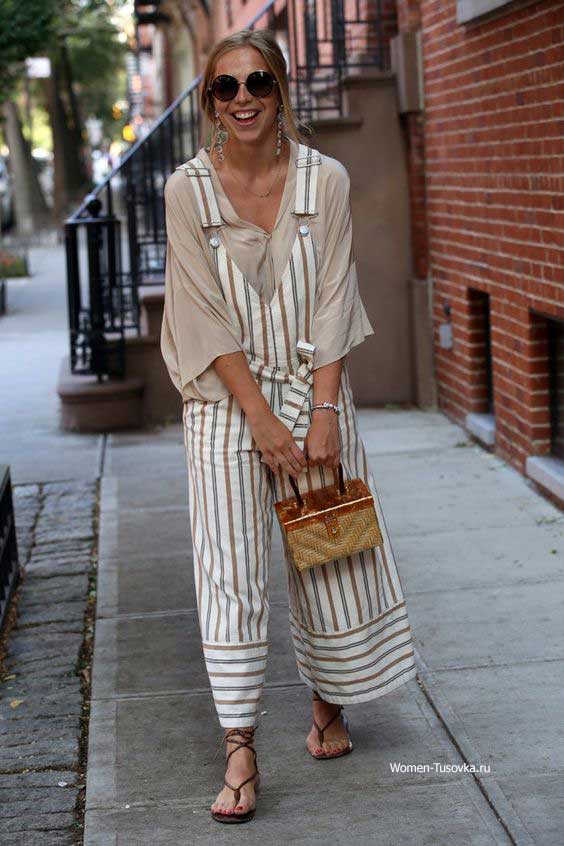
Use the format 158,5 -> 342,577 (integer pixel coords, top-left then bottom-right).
0,466 -> 19,633
65,0 -> 397,379
64,78 -> 202,378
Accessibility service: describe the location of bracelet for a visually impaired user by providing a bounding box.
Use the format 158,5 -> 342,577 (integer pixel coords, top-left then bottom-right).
311,401 -> 341,416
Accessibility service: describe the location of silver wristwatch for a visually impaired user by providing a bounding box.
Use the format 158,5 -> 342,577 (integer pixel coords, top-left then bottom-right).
311,401 -> 341,416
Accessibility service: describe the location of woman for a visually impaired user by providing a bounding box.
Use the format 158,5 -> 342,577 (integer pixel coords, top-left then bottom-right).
161,29 -> 417,824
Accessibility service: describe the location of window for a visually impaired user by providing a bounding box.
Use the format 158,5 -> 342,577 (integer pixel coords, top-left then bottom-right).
468,288 -> 494,414
548,318 -> 564,460
457,0 -> 522,24
464,289 -> 495,447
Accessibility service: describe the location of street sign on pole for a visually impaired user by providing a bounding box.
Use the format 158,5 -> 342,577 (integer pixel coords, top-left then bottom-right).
25,57 -> 51,78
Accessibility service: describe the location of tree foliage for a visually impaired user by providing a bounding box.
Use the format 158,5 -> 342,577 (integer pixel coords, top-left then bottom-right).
64,2 -> 128,138
0,0 -> 127,127
0,0 -> 58,100
1,0 -> 129,221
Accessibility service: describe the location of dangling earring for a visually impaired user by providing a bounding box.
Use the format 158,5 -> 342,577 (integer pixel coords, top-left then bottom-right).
213,110 -> 228,162
275,103 -> 284,158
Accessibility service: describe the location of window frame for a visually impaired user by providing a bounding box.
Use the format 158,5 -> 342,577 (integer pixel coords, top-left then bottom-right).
457,0 -> 529,24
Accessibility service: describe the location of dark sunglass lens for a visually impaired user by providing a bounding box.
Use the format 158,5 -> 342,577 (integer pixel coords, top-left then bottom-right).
212,75 -> 238,101
247,71 -> 275,97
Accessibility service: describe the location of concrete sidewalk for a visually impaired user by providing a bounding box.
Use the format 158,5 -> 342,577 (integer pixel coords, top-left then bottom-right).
84,408 -> 564,845
0,244 -> 101,484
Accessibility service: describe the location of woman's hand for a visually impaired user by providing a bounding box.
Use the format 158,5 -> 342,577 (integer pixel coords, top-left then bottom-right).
248,407 -> 307,478
304,410 -> 341,468
212,351 -> 306,477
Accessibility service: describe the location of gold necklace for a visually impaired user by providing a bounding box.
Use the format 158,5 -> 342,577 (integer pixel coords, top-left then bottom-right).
225,151 -> 283,198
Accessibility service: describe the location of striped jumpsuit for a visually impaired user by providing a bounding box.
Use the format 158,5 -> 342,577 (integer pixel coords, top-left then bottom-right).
179,144 -> 417,728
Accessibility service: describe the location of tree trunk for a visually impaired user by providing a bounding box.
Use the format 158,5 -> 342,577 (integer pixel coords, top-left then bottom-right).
2,97 -> 50,235
44,51 -> 89,222
59,39 -> 90,181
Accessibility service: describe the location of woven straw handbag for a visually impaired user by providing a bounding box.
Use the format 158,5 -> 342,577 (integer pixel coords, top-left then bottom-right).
274,462 -> 383,571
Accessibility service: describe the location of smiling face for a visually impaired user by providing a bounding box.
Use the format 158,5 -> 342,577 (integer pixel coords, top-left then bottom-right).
210,45 -> 281,148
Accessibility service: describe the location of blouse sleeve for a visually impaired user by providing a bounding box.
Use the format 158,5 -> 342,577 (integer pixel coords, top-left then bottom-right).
310,163 -> 374,370
160,170 -> 244,401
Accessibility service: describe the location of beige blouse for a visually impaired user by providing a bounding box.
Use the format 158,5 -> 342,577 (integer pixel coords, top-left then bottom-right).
160,135 -> 374,402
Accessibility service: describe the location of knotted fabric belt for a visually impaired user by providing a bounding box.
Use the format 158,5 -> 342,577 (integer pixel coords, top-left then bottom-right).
248,339 -> 315,434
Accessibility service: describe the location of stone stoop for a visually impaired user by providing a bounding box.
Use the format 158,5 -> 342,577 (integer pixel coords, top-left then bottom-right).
57,356 -> 145,432
57,287 -> 182,433
139,283 -> 165,337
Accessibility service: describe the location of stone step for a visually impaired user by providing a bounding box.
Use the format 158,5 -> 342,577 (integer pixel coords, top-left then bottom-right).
139,283 -> 165,339
57,356 -> 145,433
57,328 -> 182,433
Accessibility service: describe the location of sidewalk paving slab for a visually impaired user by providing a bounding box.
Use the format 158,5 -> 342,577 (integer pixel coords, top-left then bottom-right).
0,246 -> 101,485
83,408 -> 563,845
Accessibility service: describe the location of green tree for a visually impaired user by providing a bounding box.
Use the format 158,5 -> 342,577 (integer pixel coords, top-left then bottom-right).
0,0 -> 58,100
0,0 -> 57,233
45,1 -> 128,219
1,0 -> 128,225
64,2 -> 128,142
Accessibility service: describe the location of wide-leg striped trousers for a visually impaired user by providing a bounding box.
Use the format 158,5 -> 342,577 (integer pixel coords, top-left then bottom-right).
182,363 -> 417,728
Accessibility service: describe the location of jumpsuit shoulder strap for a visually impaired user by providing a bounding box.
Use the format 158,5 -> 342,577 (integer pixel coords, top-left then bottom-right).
175,156 -> 223,229
293,143 -> 321,217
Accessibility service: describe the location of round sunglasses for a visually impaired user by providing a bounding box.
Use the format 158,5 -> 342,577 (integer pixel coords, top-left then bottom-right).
207,70 -> 278,102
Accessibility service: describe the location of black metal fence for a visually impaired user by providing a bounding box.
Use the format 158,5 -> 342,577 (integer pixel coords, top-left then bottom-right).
65,0 -> 397,380
65,79 -> 202,378
0,467 -> 19,633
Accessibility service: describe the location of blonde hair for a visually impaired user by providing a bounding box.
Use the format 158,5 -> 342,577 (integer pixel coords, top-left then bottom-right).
199,29 -> 313,152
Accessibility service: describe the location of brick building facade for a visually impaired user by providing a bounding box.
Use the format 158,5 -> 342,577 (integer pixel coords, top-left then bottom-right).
397,0 -> 564,499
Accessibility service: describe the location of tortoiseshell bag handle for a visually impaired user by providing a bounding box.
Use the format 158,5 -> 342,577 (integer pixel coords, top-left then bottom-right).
288,462 -> 346,508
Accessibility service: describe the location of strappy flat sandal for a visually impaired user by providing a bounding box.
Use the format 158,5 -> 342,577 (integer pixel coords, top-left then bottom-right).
211,726 -> 261,824
308,690 -> 353,760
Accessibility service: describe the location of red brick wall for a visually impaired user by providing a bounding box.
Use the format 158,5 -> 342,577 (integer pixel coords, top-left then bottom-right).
421,0 -> 564,472
397,0 -> 421,31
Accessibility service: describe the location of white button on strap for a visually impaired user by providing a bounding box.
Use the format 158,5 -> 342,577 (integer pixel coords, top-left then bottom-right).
299,224 -> 309,236
209,235 -> 220,248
